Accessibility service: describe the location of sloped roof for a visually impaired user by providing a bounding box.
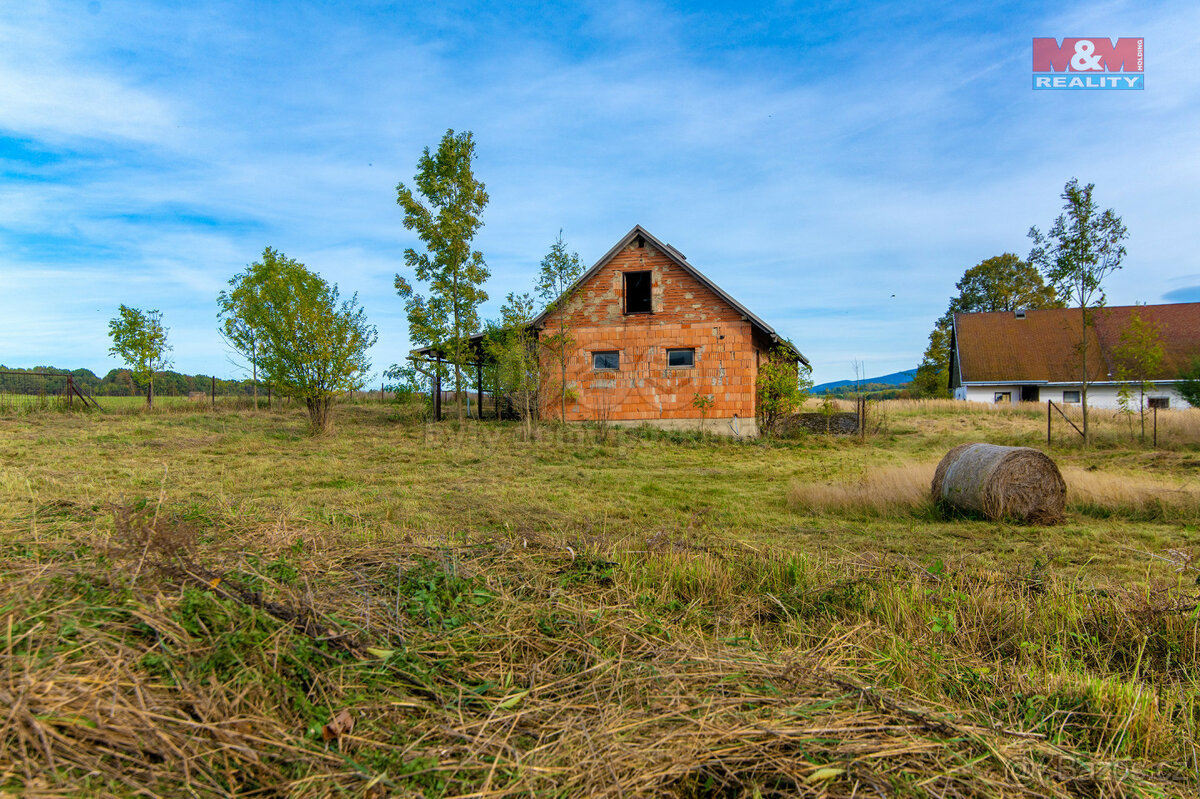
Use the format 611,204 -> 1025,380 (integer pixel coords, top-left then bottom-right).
531,225 -> 807,365
954,302 -> 1200,383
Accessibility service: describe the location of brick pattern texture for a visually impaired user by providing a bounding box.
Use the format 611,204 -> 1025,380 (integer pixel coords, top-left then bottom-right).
537,242 -> 761,422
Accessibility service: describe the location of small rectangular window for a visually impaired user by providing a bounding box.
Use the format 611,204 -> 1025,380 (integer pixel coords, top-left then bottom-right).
667,348 -> 695,368
1148,397 -> 1169,409
993,392 -> 1011,404
592,351 -> 619,370
1063,390 -> 1080,403
625,271 -> 652,314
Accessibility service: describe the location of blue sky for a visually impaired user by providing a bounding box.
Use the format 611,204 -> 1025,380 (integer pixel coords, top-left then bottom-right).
2,1 -> 1198,384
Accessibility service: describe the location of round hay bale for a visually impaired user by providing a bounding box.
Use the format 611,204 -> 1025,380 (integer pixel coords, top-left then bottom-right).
931,443 -> 1065,524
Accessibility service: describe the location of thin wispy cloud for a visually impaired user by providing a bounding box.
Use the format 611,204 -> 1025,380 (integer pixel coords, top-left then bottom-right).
1,0 -> 1197,382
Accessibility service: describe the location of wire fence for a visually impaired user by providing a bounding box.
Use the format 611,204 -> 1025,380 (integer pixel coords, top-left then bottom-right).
0,370 -> 101,413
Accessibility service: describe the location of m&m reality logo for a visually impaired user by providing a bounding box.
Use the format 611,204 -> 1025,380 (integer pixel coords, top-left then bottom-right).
1032,38 -> 1143,90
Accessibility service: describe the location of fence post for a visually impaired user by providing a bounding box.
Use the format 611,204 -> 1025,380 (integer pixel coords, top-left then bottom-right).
1153,406 -> 1158,448
381,380 -> 385,403
476,361 -> 483,422
435,355 -> 442,421
267,384 -> 272,410
1047,400 -> 1051,446
211,376 -> 216,410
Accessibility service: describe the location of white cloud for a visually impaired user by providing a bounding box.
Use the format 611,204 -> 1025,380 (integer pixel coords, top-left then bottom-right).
0,14 -> 176,145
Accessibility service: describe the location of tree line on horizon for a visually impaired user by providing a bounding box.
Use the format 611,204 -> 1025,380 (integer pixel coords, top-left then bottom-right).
0,364 -> 260,397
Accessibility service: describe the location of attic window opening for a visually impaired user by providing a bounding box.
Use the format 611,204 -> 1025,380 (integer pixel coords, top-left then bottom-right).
635,235 -> 645,248
625,271 -> 652,314
1014,309 -> 1026,319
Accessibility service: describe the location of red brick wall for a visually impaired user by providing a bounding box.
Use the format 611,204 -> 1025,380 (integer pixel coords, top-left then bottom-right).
537,242 -> 762,422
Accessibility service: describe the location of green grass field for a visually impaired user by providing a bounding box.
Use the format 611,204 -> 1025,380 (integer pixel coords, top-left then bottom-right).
2,401 -> 1198,796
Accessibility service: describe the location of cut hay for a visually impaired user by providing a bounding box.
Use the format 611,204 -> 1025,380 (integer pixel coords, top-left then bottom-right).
932,442 -> 1066,524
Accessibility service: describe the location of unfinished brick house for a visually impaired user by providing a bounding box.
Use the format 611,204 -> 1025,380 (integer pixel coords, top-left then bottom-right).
530,225 -> 806,435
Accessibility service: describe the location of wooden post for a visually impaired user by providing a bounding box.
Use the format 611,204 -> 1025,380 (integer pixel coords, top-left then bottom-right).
381,381 -> 385,403
267,384 -> 272,410
1153,406 -> 1158,448
1047,400 -> 1051,446
434,355 -> 442,422
211,376 -> 216,410
476,361 -> 483,422
67,376 -> 73,409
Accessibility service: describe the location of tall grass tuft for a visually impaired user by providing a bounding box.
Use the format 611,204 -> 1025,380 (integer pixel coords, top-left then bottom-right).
787,464 -> 935,518
1065,467 -> 1200,521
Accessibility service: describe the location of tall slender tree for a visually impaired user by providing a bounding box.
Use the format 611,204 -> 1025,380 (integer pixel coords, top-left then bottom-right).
534,232 -> 584,423
1028,179 -> 1128,444
395,129 -> 490,424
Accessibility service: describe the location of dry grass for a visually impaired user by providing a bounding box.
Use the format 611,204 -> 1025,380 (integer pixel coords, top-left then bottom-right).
880,398 -> 1200,449
789,460 -> 1200,523
3,505 -> 1198,797
787,464 -> 934,517
1065,467 -> 1200,522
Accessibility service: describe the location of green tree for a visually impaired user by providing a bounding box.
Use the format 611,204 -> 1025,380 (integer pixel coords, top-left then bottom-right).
1178,359 -> 1200,409
395,129 -> 490,424
534,231 -> 585,423
1111,309 -> 1165,443
691,392 -> 714,434
107,305 -> 171,408
913,324 -> 954,398
914,253 -> 1060,397
1028,178 -> 1128,444
382,362 -> 423,403
755,346 -> 812,437
382,360 -> 430,422
817,392 -> 838,435
226,247 -> 378,434
217,267 -> 267,407
484,292 -> 539,440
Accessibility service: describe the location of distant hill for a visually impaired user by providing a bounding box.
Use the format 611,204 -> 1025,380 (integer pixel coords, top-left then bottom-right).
813,369 -> 916,395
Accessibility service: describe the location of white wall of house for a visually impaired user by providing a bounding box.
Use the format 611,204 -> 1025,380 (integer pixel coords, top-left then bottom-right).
957,382 -> 1192,409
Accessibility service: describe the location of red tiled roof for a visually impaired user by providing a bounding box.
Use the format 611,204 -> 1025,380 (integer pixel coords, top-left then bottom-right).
954,302 -> 1200,383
